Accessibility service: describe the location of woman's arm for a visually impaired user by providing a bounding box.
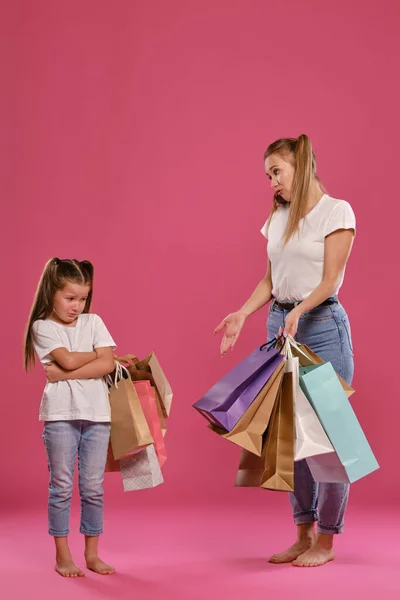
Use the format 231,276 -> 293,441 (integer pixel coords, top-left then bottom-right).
49,348 -> 98,371
239,260 -> 274,317
214,261 -> 273,355
45,347 -> 115,382
283,229 -> 355,336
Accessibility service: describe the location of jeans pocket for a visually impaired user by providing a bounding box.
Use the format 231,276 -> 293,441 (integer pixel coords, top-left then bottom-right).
341,315 -> 354,353
301,306 -> 333,322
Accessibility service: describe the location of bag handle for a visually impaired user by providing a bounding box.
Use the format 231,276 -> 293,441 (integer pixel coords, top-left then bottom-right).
286,335 -> 315,362
260,334 -> 285,352
106,362 -> 131,389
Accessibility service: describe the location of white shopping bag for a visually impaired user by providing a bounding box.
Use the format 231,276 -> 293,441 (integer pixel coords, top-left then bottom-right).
119,445 -> 164,491
284,346 -> 334,461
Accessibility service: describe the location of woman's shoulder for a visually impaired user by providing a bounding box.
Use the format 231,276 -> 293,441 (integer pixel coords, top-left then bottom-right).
322,194 -> 353,213
261,204 -> 289,239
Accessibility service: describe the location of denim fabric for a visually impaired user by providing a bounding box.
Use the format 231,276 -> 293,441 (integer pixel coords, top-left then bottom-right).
43,420 -> 110,537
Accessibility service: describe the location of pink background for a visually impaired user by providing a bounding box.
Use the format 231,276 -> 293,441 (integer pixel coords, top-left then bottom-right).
1,0 -> 399,514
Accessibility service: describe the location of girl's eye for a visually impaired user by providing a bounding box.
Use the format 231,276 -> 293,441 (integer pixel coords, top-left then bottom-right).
273,169 -> 280,175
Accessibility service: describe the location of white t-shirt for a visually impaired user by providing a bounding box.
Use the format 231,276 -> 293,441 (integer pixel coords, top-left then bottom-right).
32,313 -> 116,422
261,194 -> 356,302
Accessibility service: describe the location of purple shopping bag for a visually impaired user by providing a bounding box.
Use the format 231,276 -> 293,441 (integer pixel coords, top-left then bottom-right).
193,342 -> 284,432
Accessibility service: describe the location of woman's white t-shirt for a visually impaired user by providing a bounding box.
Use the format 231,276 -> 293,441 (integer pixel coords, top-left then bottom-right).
32,313 -> 116,422
261,194 -> 356,302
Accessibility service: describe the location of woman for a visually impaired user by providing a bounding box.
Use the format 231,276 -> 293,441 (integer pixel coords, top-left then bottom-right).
214,135 -> 355,568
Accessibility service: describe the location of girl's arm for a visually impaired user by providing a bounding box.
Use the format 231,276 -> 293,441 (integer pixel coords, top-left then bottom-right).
283,229 -> 354,336
49,348 -> 98,371
45,347 -> 115,382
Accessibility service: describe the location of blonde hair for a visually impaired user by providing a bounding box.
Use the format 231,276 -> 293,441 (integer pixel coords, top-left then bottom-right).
24,258 -> 94,370
264,134 -> 324,245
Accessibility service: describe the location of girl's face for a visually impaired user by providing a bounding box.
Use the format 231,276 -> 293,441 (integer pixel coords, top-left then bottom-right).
264,153 -> 295,201
53,282 -> 91,324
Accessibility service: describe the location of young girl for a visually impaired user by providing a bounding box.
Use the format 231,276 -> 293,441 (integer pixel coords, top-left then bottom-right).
215,135 -> 355,568
24,258 -> 116,578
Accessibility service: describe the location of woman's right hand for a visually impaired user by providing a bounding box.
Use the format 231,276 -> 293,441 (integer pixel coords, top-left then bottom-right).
214,311 -> 248,356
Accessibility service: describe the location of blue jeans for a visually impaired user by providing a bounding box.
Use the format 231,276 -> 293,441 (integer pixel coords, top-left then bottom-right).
267,297 -> 354,535
43,420 -> 110,537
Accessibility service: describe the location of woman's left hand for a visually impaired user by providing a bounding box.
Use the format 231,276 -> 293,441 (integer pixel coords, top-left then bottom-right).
45,362 -> 67,383
277,307 -> 301,339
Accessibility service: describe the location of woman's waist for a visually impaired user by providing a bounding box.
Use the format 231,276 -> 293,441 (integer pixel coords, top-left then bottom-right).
272,295 -> 339,311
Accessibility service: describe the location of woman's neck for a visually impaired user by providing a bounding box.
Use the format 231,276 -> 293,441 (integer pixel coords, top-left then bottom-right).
303,184 -> 324,215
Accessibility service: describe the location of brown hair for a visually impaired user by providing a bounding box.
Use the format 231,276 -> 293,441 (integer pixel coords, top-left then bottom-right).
264,134 -> 324,245
24,258 -> 94,371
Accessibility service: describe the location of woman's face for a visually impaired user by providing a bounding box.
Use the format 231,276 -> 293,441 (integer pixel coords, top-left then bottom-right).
265,153 -> 295,201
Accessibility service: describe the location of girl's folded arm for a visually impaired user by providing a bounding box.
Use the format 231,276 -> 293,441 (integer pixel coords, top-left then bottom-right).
50,348 -> 98,371
62,347 -> 115,380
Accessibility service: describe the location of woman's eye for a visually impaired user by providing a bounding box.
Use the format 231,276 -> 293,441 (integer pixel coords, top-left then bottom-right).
274,169 -> 280,175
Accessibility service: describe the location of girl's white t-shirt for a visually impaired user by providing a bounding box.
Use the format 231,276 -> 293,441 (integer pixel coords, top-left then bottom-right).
261,194 -> 356,302
32,313 -> 116,422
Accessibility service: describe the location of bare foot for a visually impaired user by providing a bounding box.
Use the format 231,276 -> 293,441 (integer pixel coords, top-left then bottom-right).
268,538 -> 314,564
292,542 -> 335,567
55,559 -> 85,578
86,556 -> 115,575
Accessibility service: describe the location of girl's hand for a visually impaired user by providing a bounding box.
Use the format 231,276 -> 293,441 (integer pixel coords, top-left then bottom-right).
277,307 -> 301,339
45,362 -> 67,383
214,311 -> 248,356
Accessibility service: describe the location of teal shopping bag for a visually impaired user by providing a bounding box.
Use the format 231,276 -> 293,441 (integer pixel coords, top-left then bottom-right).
299,363 -> 379,484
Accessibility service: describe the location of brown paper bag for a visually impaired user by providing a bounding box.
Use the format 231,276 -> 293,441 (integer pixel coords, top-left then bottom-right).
209,360 -> 285,455
109,376 -> 153,460
261,372 -> 295,491
234,443 -> 268,487
117,354 -> 172,417
290,343 -> 354,398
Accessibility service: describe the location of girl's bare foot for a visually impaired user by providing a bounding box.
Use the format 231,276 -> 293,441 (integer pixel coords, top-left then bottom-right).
54,537 -> 84,577
85,556 -> 115,575
268,523 -> 315,564
55,558 -> 85,578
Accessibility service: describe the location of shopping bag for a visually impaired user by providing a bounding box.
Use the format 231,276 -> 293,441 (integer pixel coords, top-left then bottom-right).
284,345 -> 334,461
235,373 -> 295,492
300,363 -> 379,483
193,340 -> 284,431
119,445 -> 164,491
108,363 -> 153,460
133,381 -> 168,468
209,359 -> 285,455
261,372 -> 295,491
289,338 -> 354,398
117,353 -> 173,417
235,444 -> 267,487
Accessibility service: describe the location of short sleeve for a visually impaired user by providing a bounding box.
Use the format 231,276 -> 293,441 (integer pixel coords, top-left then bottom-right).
325,201 -> 356,237
260,218 -> 269,239
32,320 -> 65,361
92,315 -> 116,350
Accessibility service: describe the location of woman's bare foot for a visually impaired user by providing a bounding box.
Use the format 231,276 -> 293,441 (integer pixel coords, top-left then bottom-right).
268,539 -> 314,564
85,556 -> 115,575
55,558 -> 85,578
268,523 -> 315,564
293,533 -> 335,567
